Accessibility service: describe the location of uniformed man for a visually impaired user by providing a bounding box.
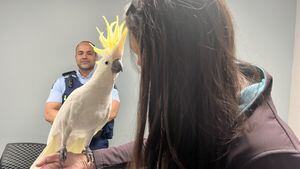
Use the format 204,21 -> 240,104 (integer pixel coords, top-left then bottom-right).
44,40 -> 120,150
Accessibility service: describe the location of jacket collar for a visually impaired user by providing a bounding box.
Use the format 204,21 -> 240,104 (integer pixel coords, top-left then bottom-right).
238,64 -> 273,116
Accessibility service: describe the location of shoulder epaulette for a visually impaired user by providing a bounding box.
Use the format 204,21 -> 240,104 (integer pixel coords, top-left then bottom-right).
62,70 -> 76,77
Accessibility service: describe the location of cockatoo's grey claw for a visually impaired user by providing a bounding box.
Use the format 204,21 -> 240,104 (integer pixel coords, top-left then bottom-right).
82,147 -> 94,163
58,146 -> 67,168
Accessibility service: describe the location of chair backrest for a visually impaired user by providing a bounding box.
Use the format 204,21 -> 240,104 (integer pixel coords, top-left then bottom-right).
0,143 -> 46,169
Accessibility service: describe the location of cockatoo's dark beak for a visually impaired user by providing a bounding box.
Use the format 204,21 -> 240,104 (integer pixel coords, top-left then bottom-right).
111,59 -> 123,73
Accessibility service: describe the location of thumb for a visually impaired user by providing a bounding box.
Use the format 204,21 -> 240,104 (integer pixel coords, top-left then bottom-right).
35,153 -> 60,167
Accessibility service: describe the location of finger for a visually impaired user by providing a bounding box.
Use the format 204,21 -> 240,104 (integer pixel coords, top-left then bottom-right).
36,153 -> 60,167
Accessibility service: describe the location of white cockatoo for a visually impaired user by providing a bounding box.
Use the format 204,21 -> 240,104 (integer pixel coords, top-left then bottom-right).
31,16 -> 127,168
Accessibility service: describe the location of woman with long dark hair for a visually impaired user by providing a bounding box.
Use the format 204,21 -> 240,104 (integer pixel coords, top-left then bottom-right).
127,0 -> 242,168
36,0 -> 300,169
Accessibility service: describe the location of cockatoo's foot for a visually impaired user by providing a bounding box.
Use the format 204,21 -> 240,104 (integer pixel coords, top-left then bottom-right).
82,146 -> 94,163
58,146 -> 67,168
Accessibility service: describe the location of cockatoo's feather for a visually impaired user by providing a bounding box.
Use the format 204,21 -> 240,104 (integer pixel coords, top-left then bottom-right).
93,16 -> 128,57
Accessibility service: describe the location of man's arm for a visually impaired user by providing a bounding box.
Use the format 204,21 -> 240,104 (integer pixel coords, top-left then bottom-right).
44,77 -> 65,124
108,88 -> 120,121
44,102 -> 62,124
108,100 -> 120,121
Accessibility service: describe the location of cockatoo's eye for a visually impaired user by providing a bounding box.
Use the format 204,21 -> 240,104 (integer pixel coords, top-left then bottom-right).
104,61 -> 109,65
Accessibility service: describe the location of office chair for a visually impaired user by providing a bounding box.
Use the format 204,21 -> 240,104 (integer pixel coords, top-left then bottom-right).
0,143 -> 46,169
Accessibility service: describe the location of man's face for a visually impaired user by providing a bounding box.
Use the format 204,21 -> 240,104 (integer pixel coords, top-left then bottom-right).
75,43 -> 98,71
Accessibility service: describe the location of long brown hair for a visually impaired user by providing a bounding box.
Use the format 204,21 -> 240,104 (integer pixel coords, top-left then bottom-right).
126,0 -> 242,168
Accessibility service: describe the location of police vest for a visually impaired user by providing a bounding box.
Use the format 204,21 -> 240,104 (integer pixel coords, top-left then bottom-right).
62,70 -> 115,140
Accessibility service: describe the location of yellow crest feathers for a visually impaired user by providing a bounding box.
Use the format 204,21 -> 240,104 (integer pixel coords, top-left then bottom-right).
92,16 -> 128,57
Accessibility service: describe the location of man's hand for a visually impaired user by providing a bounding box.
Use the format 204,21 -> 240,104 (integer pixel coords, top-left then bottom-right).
35,152 -> 96,169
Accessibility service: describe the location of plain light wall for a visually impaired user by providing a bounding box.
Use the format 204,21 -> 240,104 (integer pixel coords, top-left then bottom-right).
228,0 -> 296,121
289,0 -> 300,137
0,0 -> 297,154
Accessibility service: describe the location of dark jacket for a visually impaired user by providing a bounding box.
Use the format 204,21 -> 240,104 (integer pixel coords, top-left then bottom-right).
92,66 -> 300,169
226,66 -> 300,169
